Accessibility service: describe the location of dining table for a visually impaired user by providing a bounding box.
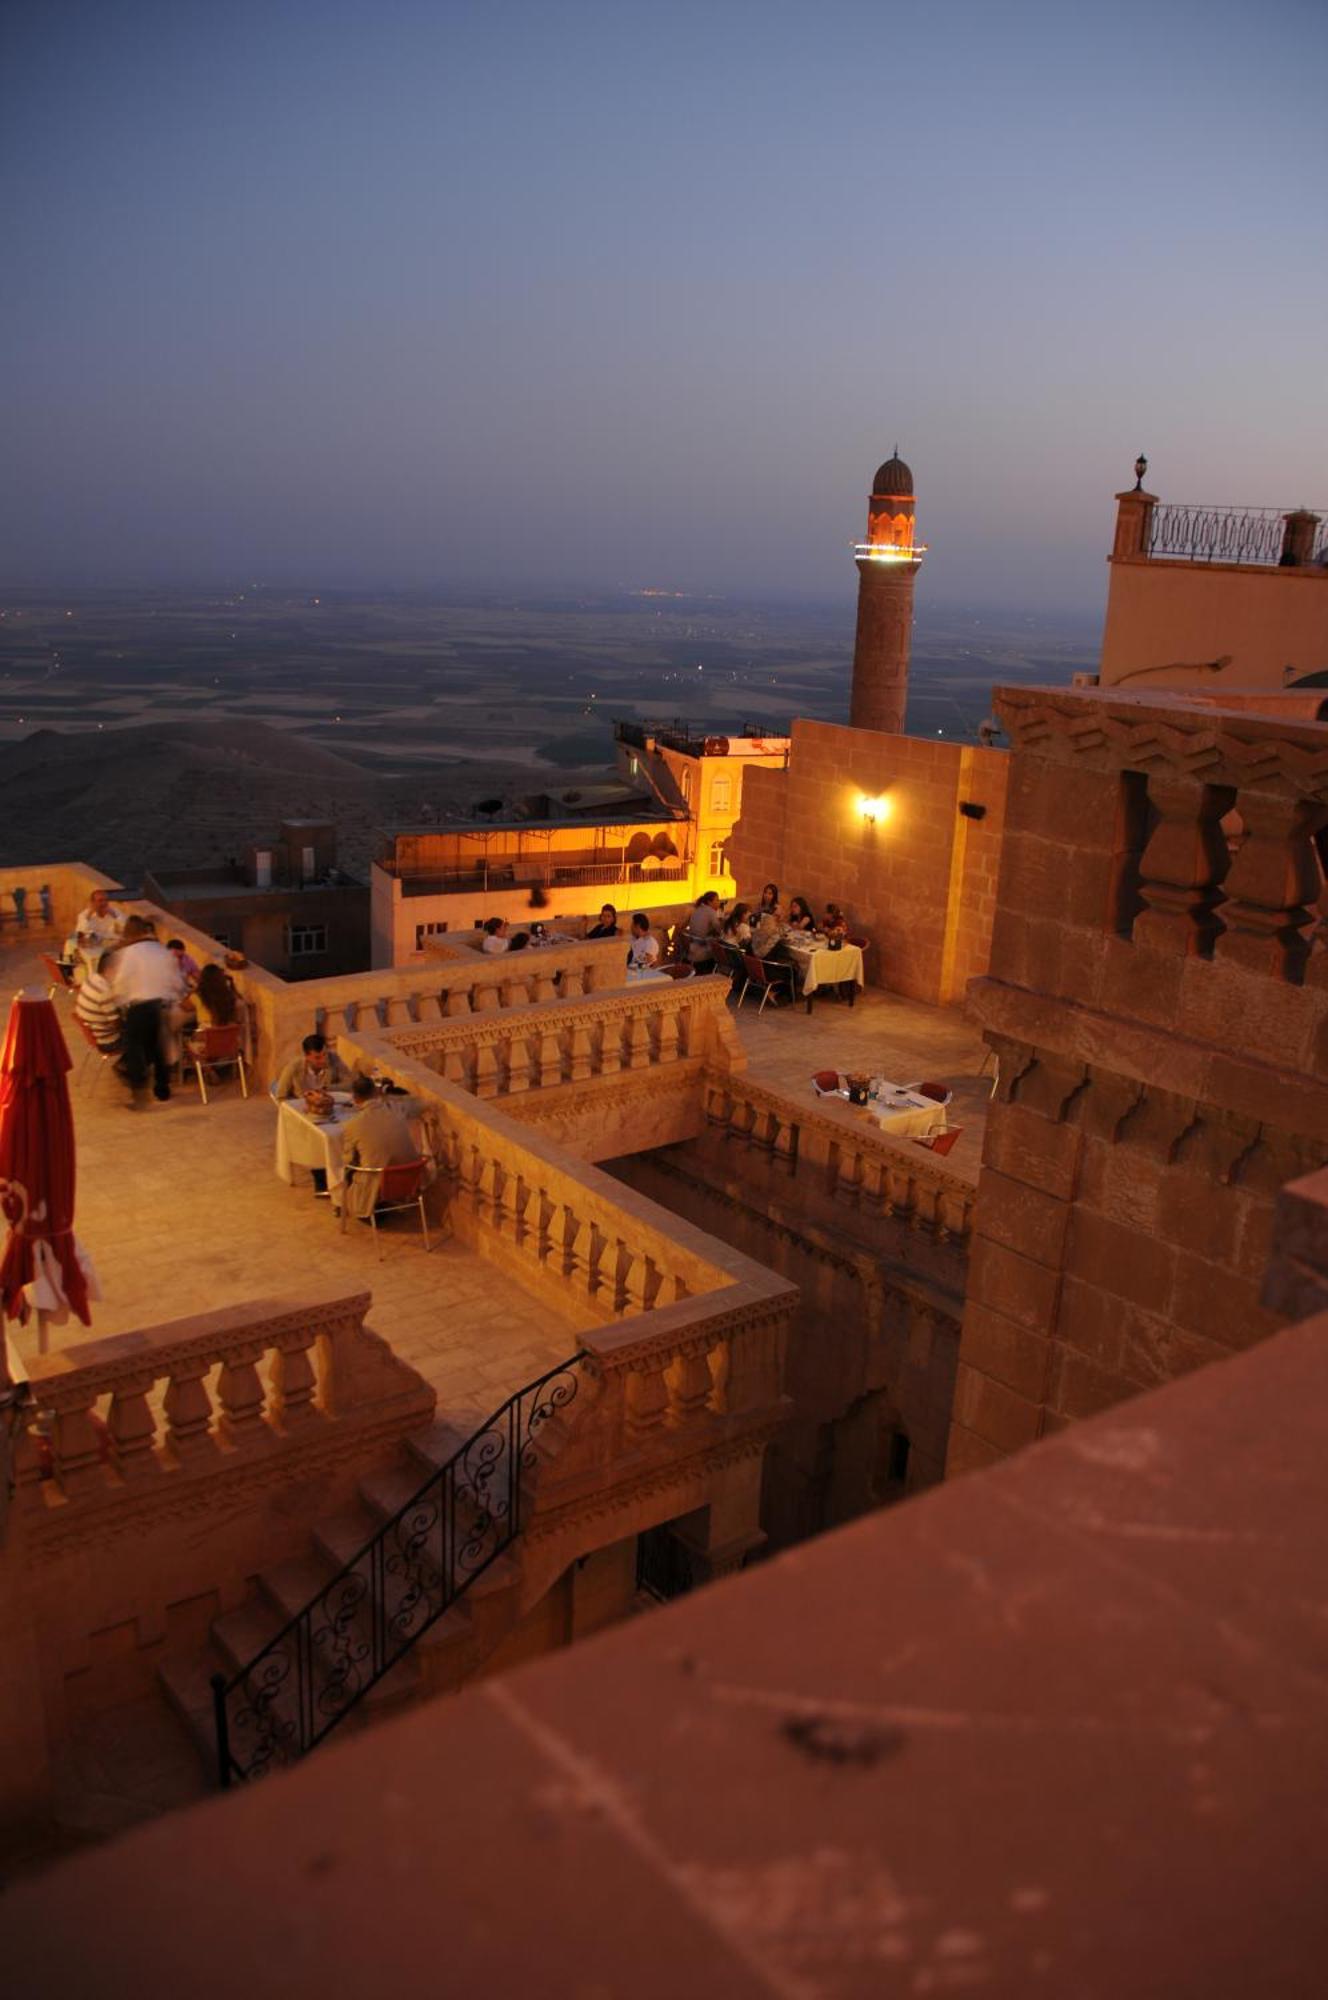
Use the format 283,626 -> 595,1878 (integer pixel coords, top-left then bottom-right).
782,934 -> 865,1012
872,1084 -> 948,1141
275,1091 -> 357,1195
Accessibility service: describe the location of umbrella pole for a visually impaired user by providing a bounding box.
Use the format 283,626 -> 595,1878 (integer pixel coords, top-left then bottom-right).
36,1309 -> 50,1357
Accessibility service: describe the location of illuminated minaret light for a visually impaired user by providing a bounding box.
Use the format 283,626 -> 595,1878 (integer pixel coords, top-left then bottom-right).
848,448 -> 925,735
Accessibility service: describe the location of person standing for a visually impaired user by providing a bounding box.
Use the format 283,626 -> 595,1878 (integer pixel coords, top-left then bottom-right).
109,916 -> 184,1103
12,886 -> 27,928
683,890 -> 722,969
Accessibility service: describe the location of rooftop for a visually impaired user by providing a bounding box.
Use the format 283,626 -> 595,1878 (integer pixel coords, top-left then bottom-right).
730,983 -> 989,1183
3,941 -> 579,1433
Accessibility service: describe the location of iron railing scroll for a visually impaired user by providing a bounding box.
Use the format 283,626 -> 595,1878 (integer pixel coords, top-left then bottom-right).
1146,504 -> 1327,568
212,1352 -> 587,1786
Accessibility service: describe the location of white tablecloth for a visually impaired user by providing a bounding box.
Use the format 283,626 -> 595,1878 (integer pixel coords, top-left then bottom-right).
275,1098 -> 354,1191
785,939 -> 865,996
874,1088 -> 947,1141
624,967 -> 672,986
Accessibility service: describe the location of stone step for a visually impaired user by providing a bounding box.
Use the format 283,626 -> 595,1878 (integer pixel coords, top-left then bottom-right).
359,1460 -> 436,1523
157,1652 -> 224,1777
258,1551 -> 342,1622
407,1414 -> 476,1474
313,1499 -> 381,1570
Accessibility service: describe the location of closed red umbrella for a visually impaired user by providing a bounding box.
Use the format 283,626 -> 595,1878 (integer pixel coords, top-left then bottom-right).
0,987 -> 98,1354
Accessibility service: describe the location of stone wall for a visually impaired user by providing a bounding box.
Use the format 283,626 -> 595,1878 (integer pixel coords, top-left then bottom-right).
950,685 -> 1328,1472
725,719 -> 1009,1003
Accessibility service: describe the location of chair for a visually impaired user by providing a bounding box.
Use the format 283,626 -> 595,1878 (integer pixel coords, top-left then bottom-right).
811,1070 -> 841,1096
739,953 -> 795,1015
657,961 -> 695,981
915,1127 -> 962,1158
71,1015 -> 120,1096
188,1024 -> 249,1105
42,953 -> 76,1000
340,1158 -> 431,1260
917,1081 -> 953,1105
846,935 -> 870,950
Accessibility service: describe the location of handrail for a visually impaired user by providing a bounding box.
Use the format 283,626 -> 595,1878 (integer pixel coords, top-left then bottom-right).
212,1350 -> 589,1785
1146,502 -> 1327,568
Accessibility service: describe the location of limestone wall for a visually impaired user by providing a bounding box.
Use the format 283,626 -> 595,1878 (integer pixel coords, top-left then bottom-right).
1101,553 -> 1328,691
951,685 -> 1328,1471
725,719 -> 1009,1004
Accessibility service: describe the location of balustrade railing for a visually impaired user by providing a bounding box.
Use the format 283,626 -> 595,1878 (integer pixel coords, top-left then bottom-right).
1147,503 -> 1327,568
397,860 -> 688,895
16,1290 -> 427,1506
384,977 -> 726,1099
703,1077 -> 976,1245
213,1354 -> 588,1784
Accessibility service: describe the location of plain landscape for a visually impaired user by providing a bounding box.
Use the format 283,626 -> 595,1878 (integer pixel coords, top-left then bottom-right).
0,588 -> 1099,881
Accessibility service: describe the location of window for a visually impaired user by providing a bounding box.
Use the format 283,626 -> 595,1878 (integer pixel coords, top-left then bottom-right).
679,766 -> 692,804
709,841 -> 726,878
288,923 -> 328,958
710,774 -> 732,815
300,844 -> 316,882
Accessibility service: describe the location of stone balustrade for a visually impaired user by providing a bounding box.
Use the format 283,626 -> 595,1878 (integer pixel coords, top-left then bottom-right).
702,1073 -> 976,1246
0,859 -> 120,940
384,975 -> 735,1101
15,1287 -> 433,1511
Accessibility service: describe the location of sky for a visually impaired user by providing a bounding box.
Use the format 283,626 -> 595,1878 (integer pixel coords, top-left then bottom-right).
3,0 -> 1325,615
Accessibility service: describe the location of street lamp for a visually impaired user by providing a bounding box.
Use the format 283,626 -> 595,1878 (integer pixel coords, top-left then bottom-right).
1133,453 -> 1148,491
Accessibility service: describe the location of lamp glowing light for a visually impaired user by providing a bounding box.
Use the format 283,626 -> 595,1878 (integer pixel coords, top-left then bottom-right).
853,542 -> 927,565
857,793 -> 894,825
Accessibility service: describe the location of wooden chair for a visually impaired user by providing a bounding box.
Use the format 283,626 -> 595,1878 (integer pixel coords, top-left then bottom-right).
340,1158 -> 431,1260
915,1127 -> 962,1158
187,1024 -> 249,1105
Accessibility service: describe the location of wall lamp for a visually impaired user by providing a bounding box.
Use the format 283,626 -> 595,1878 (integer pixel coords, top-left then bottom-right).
858,793 -> 894,825
958,801 -> 987,821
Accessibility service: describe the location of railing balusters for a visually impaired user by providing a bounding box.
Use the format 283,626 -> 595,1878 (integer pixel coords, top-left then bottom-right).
216,1351 -> 587,1784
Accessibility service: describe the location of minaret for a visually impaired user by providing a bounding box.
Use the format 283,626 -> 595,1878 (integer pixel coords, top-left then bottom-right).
849,449 -> 924,734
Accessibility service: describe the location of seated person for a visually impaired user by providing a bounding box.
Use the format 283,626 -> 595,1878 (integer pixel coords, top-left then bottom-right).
750,907 -> 783,957
626,911 -> 661,972
507,930 -> 531,952
823,902 -> 848,939
73,951 -> 124,1054
722,901 -> 753,946
756,882 -> 781,920
74,887 -> 125,952
340,1073 -> 429,1220
189,961 -> 240,1029
683,890 -> 722,966
586,903 -> 619,939
480,917 -> 509,954
274,1032 -> 355,1102
786,894 -> 817,933
166,937 -> 202,989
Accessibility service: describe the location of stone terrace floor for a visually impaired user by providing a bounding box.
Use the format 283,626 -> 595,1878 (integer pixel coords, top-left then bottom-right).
2,947 -> 580,1434
728,980 -> 991,1183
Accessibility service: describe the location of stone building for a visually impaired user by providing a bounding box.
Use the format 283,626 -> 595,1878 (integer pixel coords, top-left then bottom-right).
3,454 -> 1328,1986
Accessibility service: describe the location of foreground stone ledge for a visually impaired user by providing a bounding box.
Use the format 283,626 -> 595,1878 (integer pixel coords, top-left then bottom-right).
7,1311 -> 1328,1995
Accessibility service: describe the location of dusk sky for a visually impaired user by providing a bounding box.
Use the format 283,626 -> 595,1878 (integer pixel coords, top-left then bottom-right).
4,0 -> 1325,614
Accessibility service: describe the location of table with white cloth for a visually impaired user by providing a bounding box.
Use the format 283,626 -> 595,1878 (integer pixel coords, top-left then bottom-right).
624,966 -> 671,986
275,1094 -> 355,1193
872,1085 -> 948,1141
783,936 -> 865,1009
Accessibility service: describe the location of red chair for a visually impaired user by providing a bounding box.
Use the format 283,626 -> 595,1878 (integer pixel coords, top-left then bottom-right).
917,1081 -> 953,1105
915,1127 -> 962,1157
740,953 -> 795,1015
71,1014 -> 120,1095
42,953 -> 76,1000
188,1023 -> 249,1105
340,1158 -> 432,1260
657,961 -> 695,981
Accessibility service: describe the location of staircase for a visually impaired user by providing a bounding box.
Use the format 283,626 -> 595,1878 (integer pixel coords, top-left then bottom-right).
160,1354 -> 588,1785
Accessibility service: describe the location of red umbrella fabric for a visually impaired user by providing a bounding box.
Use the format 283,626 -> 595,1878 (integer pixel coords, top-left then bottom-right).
0,988 -> 95,1330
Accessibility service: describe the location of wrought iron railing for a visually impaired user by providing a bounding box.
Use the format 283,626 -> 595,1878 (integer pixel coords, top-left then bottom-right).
211,1352 -> 588,1785
397,859 -> 688,897
1147,503 -> 1326,568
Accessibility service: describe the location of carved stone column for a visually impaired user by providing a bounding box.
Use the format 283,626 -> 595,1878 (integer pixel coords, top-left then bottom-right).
1133,779 -> 1235,955
1215,795 -> 1328,981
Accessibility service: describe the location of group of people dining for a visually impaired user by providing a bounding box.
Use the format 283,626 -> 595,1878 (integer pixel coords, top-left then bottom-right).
274,1031 -> 431,1221
62,889 -> 244,1105
573,885 -> 855,990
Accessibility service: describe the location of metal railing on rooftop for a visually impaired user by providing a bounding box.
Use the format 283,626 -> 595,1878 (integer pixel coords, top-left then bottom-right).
394,859 -> 688,897
1147,504 -> 1328,568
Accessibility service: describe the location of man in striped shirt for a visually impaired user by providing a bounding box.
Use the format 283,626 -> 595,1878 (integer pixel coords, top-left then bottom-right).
73,951 -> 124,1054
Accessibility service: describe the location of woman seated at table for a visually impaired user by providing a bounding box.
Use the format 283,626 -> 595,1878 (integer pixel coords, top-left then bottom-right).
757,882 -> 781,920
185,961 -> 240,1037
586,903 -> 619,938
722,902 -> 753,949
750,905 -> 783,958
786,895 -> 817,934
